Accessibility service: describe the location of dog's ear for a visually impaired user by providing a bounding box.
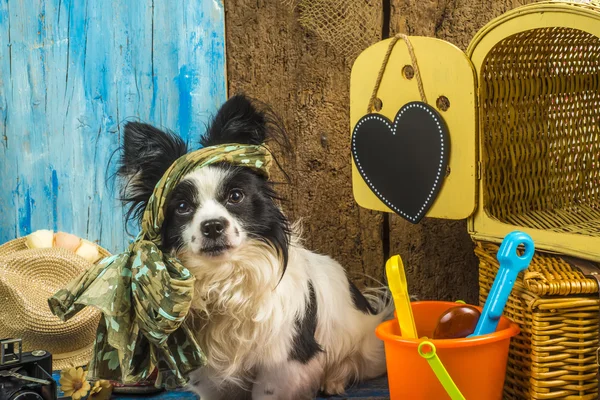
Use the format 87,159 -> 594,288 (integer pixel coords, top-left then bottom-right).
201,94 -> 289,151
117,122 -> 188,224
201,94 -> 267,146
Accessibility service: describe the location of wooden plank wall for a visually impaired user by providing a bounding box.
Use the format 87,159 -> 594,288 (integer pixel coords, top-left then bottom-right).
224,0 -> 535,303
0,0 -> 227,253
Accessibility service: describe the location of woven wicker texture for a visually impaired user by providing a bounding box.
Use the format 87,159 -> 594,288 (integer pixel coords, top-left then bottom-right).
477,241 -> 600,400
0,237 -> 110,371
281,0 -> 382,64
480,26 -> 600,236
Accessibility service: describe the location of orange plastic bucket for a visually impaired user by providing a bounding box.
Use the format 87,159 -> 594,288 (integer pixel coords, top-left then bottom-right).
376,301 -> 519,400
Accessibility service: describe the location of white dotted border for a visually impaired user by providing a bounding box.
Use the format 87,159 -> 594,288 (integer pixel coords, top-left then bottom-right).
352,103 -> 445,222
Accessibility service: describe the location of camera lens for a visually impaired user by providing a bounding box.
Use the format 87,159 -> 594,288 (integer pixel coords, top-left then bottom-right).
10,391 -> 43,400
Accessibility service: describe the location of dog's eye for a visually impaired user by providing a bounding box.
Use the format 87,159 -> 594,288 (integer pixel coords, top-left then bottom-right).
227,189 -> 244,204
175,201 -> 193,215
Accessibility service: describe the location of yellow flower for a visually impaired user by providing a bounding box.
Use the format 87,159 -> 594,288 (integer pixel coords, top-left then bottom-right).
59,367 -> 91,400
89,379 -> 113,400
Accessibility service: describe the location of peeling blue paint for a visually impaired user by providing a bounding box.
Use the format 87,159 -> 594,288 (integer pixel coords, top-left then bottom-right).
18,188 -> 33,235
0,0 -> 227,252
51,169 -> 59,232
177,65 -> 193,143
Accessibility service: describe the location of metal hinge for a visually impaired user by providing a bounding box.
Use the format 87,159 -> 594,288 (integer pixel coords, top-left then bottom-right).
477,161 -> 482,180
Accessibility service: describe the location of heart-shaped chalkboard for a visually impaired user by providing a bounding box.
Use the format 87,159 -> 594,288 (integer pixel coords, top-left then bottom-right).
352,101 -> 450,224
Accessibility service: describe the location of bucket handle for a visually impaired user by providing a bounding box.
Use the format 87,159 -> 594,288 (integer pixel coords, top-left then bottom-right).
418,341 -> 466,400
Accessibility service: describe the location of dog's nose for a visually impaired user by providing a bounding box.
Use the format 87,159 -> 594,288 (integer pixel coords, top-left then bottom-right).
200,218 -> 228,240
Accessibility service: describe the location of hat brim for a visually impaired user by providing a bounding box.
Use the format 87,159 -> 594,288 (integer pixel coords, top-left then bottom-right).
51,344 -> 96,372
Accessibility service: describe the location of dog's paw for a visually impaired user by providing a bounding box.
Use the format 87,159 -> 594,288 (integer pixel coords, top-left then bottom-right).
320,381 -> 346,396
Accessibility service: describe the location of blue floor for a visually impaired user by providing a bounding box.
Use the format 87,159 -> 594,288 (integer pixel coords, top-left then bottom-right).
53,373 -> 390,399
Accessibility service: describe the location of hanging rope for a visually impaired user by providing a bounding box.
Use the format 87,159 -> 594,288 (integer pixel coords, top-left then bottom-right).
367,33 -> 427,113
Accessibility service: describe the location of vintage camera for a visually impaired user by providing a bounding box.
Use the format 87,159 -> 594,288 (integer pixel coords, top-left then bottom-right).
0,339 -> 56,400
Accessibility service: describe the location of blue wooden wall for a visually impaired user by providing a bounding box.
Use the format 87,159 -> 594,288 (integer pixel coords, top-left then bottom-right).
0,0 -> 227,253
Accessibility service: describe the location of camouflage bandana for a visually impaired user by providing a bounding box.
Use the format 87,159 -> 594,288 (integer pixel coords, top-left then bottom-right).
48,144 -> 272,388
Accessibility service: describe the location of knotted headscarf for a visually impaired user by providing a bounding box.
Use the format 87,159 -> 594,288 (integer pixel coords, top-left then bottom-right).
48,144 -> 272,388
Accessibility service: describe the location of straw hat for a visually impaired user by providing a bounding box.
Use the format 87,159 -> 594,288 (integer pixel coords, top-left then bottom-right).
0,231 -> 110,372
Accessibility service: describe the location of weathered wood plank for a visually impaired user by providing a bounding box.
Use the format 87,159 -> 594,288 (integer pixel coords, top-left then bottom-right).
0,0 -> 227,252
107,375 -> 390,400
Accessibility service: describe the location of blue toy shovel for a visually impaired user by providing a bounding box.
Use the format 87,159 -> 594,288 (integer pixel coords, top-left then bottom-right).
469,231 -> 535,337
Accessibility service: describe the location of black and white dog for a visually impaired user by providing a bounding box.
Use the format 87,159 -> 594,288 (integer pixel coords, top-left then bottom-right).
116,94 -> 392,400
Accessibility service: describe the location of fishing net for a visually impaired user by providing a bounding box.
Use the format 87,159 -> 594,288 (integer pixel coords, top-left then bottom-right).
282,0 -> 383,65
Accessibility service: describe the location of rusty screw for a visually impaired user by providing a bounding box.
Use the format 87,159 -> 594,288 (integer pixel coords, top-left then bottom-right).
437,96 -> 450,111
402,65 -> 414,80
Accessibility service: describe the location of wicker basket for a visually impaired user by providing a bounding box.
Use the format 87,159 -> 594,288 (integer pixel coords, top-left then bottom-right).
470,3 -> 600,399
464,0 -> 600,263
479,26 -> 600,235
477,241 -> 600,399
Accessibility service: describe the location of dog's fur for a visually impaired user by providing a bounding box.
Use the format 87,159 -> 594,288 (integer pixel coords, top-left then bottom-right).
116,94 -> 393,400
